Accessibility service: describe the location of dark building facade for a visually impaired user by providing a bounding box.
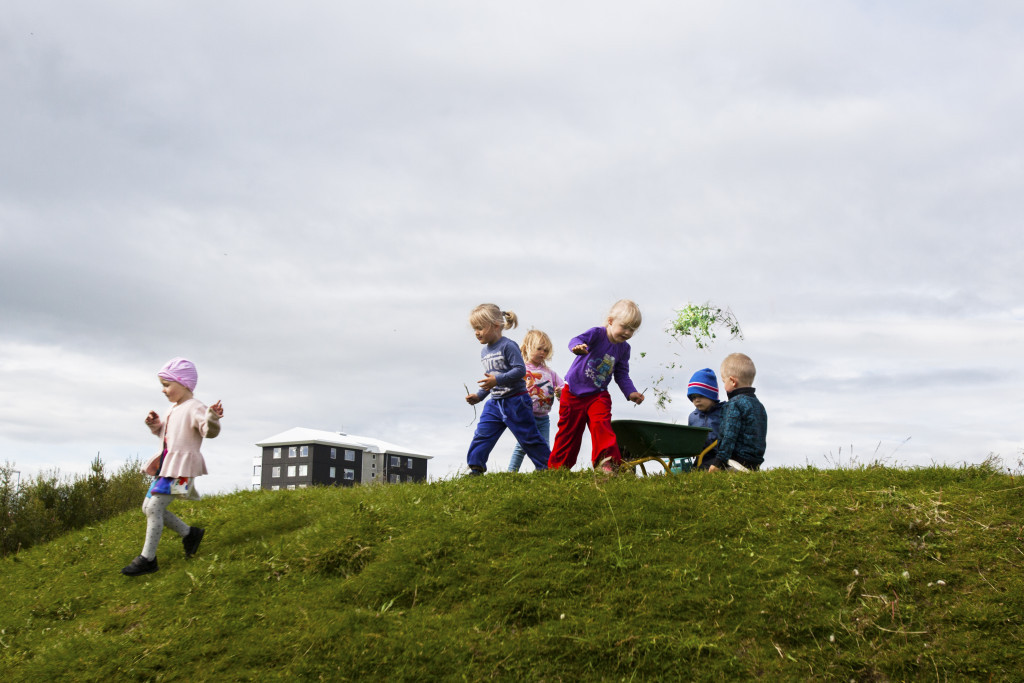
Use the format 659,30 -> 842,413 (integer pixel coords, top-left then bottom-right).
253,428 -> 431,491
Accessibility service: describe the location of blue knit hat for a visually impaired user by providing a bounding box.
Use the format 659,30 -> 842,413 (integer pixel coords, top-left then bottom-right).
686,368 -> 719,401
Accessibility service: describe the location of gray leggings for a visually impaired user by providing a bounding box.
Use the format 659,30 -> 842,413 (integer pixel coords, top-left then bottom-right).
141,493 -> 190,560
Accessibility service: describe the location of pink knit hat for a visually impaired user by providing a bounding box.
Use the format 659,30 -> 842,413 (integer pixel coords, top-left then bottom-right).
158,357 -> 198,392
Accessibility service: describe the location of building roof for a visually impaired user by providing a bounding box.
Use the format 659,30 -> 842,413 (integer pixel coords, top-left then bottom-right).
256,427 -> 433,459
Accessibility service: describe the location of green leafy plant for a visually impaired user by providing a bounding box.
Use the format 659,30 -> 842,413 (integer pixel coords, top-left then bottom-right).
667,303 -> 743,350
651,302 -> 743,410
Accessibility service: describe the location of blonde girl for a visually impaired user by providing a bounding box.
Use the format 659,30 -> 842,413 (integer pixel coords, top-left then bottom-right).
508,329 -> 563,472
548,299 -> 645,471
464,304 -> 550,474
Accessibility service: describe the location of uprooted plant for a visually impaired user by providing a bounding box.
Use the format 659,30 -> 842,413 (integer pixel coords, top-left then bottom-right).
649,302 -> 743,410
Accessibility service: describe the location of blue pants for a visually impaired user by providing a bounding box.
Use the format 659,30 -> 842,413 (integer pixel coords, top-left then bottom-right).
467,393 -> 550,472
508,414 -> 551,472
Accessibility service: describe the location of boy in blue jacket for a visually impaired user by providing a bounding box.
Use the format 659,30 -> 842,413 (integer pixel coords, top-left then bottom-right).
707,353 -> 767,472
685,368 -> 724,469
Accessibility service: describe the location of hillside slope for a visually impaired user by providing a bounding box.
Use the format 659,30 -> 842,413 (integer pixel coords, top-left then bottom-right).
2,466 -> 1022,681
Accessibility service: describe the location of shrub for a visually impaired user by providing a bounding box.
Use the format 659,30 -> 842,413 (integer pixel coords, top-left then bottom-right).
0,455 -> 149,556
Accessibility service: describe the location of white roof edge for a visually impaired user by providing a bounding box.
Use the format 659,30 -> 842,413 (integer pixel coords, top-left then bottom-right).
255,427 -> 433,459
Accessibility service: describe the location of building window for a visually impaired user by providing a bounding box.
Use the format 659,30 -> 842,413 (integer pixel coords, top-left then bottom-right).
343,469 -> 355,481
253,465 -> 260,476
273,447 -> 282,459
405,457 -> 413,469
390,456 -> 400,467
289,446 -> 297,458
298,465 -> 308,477
331,448 -> 337,460
345,449 -> 356,461
299,484 -> 307,489
271,485 -> 280,491
300,445 -> 309,457
287,465 -> 296,477
287,485 -> 295,490
329,467 -> 336,479
272,466 -> 281,478
390,474 -> 400,483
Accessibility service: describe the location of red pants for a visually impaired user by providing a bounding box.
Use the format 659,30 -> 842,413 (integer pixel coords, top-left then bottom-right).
548,389 -> 622,470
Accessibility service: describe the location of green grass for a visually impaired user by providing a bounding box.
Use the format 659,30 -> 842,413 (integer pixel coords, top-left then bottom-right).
2,465 -> 1023,681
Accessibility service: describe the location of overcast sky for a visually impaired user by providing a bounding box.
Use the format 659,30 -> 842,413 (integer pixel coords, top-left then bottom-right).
2,1 -> 1021,493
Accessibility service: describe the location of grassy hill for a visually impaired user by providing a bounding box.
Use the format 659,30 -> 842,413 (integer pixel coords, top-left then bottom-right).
1,464 -> 1022,681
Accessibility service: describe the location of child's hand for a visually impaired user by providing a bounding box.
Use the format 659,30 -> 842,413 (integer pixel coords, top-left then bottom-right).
628,391 -> 645,405
210,400 -> 224,418
571,343 -> 589,355
466,394 -> 482,405
145,410 -> 160,425
478,373 -> 498,391
554,387 -> 562,400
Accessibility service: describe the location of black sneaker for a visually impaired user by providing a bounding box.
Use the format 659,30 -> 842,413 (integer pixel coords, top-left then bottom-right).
466,467 -> 485,477
183,527 -> 205,557
121,555 -> 159,576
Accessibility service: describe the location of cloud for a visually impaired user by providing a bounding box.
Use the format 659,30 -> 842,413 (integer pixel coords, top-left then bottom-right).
2,2 -> 1022,489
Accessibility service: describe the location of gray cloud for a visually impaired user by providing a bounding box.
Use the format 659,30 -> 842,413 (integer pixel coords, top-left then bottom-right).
2,2 -> 1022,488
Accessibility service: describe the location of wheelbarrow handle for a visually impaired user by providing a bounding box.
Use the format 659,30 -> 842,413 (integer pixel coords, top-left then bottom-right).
695,439 -> 719,468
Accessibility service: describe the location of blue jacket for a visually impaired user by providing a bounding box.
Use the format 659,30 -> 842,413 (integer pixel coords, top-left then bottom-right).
687,400 -> 724,463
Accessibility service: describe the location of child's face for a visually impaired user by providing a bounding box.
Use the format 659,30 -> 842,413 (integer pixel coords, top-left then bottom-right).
473,322 -> 503,345
690,395 -> 715,412
160,379 -> 190,405
527,344 -> 550,365
606,318 -> 636,344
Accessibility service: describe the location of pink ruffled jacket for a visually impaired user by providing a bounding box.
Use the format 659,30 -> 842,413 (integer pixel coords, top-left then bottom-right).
143,398 -> 221,477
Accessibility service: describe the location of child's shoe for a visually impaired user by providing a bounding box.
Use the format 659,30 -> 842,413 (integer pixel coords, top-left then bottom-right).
183,527 -> 205,557
466,466 -> 485,477
121,555 -> 159,576
597,457 -> 617,474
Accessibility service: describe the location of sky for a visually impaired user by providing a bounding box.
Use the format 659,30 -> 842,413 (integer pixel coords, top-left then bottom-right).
2,1 -> 1022,493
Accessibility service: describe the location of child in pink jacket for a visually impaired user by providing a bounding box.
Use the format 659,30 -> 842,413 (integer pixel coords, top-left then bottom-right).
121,357 -> 223,576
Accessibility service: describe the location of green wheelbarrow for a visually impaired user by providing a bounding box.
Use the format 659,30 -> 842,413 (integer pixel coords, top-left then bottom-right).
611,419 -> 718,475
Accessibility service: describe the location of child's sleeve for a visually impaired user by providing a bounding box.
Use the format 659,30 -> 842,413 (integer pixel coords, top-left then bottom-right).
707,407 -> 724,443
494,343 -> 527,386
567,327 -> 596,351
190,402 -> 222,439
551,368 -> 564,389
708,403 -> 738,468
612,344 -> 639,398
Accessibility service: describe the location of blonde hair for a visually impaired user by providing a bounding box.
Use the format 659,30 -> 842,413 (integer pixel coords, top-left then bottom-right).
469,304 -> 519,330
721,353 -> 756,387
521,329 -> 554,364
607,299 -> 642,329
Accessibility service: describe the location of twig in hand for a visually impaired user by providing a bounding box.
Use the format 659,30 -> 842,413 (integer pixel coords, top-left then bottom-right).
634,387 -> 647,407
464,383 -> 478,427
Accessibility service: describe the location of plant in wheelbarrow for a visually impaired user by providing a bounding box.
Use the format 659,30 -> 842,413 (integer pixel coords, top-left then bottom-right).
618,302 -> 742,474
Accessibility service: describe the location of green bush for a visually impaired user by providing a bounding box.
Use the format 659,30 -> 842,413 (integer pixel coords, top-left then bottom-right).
0,455 -> 149,556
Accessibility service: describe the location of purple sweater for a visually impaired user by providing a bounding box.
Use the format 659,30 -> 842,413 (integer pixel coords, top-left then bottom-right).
563,327 -> 638,398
